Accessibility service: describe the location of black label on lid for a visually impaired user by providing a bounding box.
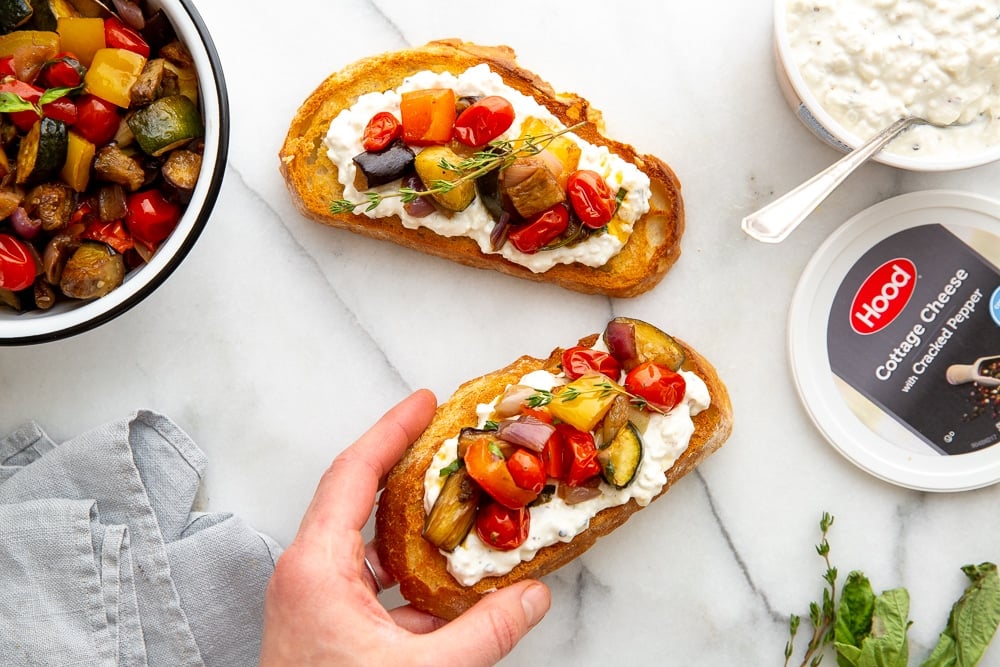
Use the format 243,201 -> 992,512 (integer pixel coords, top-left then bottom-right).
827,224 -> 1000,455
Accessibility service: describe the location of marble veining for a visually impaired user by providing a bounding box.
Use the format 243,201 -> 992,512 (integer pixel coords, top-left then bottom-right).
3,0 -> 1000,664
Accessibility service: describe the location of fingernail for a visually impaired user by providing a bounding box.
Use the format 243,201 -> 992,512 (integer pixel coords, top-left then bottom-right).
520,582 -> 550,627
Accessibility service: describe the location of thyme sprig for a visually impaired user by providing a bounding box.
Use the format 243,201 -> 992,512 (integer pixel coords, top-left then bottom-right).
329,121 -> 587,214
785,512 -> 838,667
526,380 -> 667,415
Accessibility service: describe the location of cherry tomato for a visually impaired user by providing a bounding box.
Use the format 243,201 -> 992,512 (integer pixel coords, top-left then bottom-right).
41,97 -> 77,125
0,233 -> 37,291
507,448 -> 546,493
555,424 -> 602,486
399,88 -> 455,146
0,80 -> 44,132
508,203 -> 569,254
125,190 -> 181,249
104,16 -> 150,58
464,437 -> 538,509
541,428 -> 565,480
476,502 -> 530,551
39,53 -> 85,89
567,170 -> 616,229
0,56 -> 14,78
562,346 -> 622,381
453,95 -> 515,147
75,94 -> 121,145
624,362 -> 687,413
362,111 -> 402,152
521,407 -> 553,424
82,220 -> 134,255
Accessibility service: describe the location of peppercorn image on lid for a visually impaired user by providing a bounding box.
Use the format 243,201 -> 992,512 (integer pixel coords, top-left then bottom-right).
789,190 -> 1000,491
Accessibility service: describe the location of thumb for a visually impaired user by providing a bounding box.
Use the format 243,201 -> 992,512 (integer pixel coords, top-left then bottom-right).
419,581 -> 550,667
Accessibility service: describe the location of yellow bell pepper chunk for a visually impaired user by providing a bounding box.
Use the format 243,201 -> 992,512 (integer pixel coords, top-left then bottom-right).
547,373 -> 622,433
57,17 -> 105,67
61,131 -> 95,192
0,30 -> 59,59
84,48 -> 146,108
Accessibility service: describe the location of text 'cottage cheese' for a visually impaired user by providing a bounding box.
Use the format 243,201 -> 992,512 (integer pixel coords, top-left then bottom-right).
785,0 -> 1000,160
422,362 -> 710,586
324,64 -> 652,272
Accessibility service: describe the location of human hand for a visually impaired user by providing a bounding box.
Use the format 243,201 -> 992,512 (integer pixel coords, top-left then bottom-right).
258,389 -> 551,666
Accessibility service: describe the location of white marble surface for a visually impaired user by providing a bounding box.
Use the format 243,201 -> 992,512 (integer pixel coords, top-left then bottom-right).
3,1 -> 1000,664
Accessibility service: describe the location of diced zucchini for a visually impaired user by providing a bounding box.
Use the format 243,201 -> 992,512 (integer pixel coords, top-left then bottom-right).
598,422 -> 643,488
26,0 -> 78,31
127,94 -> 203,157
16,116 -> 67,185
84,47 -> 146,107
0,0 -> 33,34
60,130 -> 94,192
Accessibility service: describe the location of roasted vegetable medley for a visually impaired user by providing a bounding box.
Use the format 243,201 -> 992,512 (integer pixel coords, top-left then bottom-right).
0,0 -> 204,312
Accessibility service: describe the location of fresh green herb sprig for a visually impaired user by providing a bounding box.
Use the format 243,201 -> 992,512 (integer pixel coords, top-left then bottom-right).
329,121 -> 586,214
0,87 -> 77,116
785,512 -> 1000,667
526,380 -> 667,415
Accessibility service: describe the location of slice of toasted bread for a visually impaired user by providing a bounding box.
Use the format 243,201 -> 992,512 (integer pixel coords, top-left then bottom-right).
374,331 -> 733,619
279,39 -> 684,298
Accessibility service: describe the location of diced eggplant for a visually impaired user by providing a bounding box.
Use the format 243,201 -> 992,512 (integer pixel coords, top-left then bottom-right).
501,157 -> 565,219
0,0 -> 33,34
475,159 -> 505,222
23,182 -> 73,231
603,317 -> 687,372
93,144 -> 146,191
352,139 -> 415,189
161,148 -> 201,192
130,57 -> 167,106
422,466 -> 482,552
0,286 -> 21,311
59,241 -> 124,299
598,421 -> 642,488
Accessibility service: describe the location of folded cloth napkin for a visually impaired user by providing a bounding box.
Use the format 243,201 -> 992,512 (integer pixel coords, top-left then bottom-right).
0,410 -> 283,667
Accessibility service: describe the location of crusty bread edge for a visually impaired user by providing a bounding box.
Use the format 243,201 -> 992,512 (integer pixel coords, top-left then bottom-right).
374,333 -> 734,619
278,39 -> 684,298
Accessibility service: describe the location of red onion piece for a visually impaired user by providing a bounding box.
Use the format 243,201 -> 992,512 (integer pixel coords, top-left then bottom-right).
495,415 -> 555,452
495,384 -> 536,418
112,0 -> 145,29
401,174 -> 435,218
604,320 -> 638,370
489,211 -> 511,251
557,483 -> 602,505
11,207 -> 40,241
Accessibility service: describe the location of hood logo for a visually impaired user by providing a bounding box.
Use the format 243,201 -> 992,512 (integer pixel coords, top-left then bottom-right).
850,259 -> 917,335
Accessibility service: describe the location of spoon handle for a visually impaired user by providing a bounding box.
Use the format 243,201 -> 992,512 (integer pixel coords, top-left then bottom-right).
741,116 -> 918,243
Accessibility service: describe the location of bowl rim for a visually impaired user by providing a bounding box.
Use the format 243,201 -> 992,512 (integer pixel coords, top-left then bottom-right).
772,0 -> 1000,172
0,0 -> 229,346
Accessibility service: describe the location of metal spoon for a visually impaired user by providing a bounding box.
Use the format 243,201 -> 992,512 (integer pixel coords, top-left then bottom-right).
742,116 -> 944,243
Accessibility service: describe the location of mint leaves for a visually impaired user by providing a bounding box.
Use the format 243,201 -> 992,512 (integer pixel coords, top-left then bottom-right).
785,514 -> 1000,667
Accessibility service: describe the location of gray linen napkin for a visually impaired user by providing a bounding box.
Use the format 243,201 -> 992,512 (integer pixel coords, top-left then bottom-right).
0,410 -> 282,667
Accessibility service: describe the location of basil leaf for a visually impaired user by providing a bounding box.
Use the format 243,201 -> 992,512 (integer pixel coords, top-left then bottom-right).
0,91 -> 35,114
920,562 -> 1000,667
38,86 -> 74,106
836,571 -> 877,667
438,459 -> 461,477
856,588 -> 911,667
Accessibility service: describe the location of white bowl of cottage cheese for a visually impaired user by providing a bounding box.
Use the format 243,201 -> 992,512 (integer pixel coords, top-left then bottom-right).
774,0 -> 1000,171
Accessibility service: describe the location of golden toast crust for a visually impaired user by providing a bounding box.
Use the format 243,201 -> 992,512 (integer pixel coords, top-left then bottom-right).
374,332 -> 733,619
279,40 -> 684,297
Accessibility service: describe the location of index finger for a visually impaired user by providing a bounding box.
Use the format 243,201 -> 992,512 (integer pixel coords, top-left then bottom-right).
296,388 -> 437,543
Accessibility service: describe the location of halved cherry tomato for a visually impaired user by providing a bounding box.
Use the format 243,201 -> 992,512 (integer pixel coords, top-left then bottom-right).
0,233 -> 37,291
624,361 -> 686,413
507,448 -> 546,493
399,88 -> 455,146
362,111 -> 402,152
104,16 -> 150,58
82,220 -> 133,255
464,437 -> 538,509
39,53 -> 85,89
555,424 -> 602,486
567,169 -> 616,229
125,190 -> 181,249
476,502 -> 530,551
508,203 -> 569,254
541,428 -> 565,480
75,94 -> 120,145
453,95 -> 515,147
562,346 -> 622,381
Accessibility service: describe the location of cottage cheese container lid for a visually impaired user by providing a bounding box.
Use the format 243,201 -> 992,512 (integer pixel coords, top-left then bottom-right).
788,190 -> 1000,491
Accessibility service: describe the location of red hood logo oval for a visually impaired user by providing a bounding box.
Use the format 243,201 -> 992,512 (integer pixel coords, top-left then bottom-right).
850,258 -> 917,335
